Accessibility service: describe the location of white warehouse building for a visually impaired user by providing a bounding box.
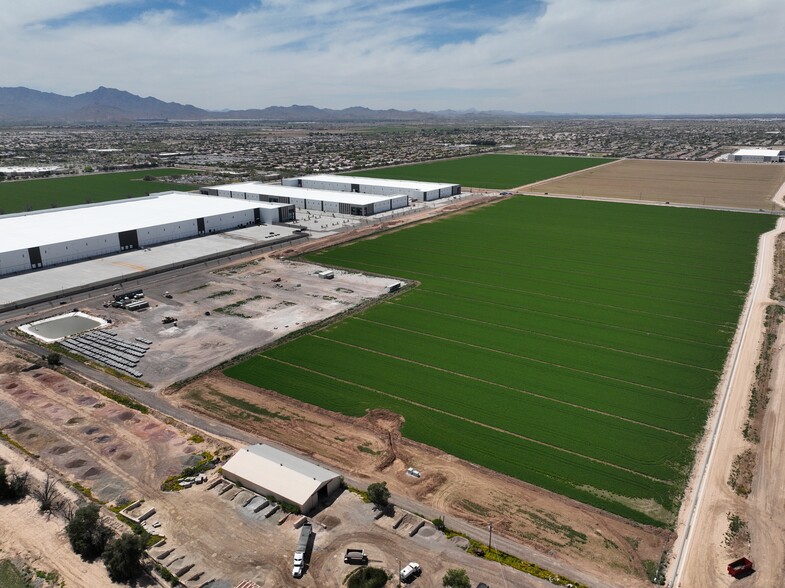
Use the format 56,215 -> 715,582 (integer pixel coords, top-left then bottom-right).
730,148 -> 785,163
282,173 -> 461,201
0,192 -> 295,276
201,182 -> 409,216
222,443 -> 342,513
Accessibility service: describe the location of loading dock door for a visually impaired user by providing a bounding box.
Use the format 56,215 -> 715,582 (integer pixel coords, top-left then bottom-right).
197,217 -> 206,235
118,230 -> 140,251
27,247 -> 43,269
254,208 -> 262,224
351,183 -> 360,193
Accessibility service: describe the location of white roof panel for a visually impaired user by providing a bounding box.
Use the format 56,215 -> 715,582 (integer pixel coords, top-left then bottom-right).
0,192 -> 288,252
298,173 -> 459,191
208,182 -> 404,206
733,148 -> 783,157
222,443 -> 339,506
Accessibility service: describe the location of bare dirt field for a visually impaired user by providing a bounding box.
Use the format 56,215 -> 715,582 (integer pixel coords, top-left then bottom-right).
525,159 -> 785,209
172,373 -> 670,588
0,445 -> 124,587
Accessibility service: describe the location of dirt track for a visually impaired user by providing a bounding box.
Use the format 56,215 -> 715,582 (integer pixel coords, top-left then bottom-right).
668,175 -> 785,586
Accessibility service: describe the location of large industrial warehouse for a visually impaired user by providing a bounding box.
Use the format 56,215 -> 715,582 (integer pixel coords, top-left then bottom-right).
282,173 -> 461,201
201,182 -> 409,215
0,192 -> 295,276
222,443 -> 342,513
730,148 -> 785,163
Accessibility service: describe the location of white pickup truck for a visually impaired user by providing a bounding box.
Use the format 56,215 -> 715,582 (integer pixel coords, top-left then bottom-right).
400,562 -> 421,582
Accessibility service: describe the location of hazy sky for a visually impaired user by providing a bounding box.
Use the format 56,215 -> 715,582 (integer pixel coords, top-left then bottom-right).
3,0 -> 784,114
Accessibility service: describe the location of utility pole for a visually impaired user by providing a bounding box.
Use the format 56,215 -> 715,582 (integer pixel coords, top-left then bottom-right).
488,521 -> 493,553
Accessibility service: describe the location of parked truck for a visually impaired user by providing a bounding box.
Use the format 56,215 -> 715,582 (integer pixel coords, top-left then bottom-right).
344,548 -> 368,564
292,523 -> 312,578
400,562 -> 421,582
727,557 -> 753,578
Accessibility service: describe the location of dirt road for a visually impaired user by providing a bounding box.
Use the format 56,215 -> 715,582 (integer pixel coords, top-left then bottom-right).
668,205 -> 785,585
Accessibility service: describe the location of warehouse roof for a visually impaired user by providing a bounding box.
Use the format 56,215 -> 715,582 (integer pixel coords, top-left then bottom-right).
297,173 -> 458,191
0,192 -> 288,252
222,443 -> 339,506
0,166 -> 62,174
208,182 -> 405,206
733,148 -> 784,157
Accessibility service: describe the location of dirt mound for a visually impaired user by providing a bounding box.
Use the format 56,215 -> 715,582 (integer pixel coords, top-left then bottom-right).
361,409 -> 404,433
83,467 -> 102,478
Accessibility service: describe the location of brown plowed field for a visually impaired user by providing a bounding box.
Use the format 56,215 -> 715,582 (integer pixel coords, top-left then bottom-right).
526,159 -> 785,209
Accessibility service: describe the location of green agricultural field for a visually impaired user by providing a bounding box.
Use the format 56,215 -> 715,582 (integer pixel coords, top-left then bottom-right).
225,197 -> 773,526
345,154 -> 613,189
0,168 -> 199,214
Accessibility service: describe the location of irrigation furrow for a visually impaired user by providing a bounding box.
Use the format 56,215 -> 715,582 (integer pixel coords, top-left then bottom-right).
311,333 -> 691,439
356,310 -> 718,375
262,355 -> 676,486
359,241 -> 743,302
372,233 -> 750,290
321,255 -> 731,327
407,289 -> 727,349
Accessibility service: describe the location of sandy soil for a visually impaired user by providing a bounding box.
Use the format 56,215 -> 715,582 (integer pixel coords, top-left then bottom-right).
173,373 -> 669,588
524,159 -> 785,209
0,444 -> 123,587
668,203 -> 785,587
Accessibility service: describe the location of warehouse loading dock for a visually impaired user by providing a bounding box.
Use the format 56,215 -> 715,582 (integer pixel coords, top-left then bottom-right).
282,173 -> 461,201
201,182 -> 409,215
0,192 -> 295,277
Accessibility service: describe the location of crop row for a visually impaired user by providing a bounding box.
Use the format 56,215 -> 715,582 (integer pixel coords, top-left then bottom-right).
325,316 -> 713,425
226,355 -> 676,526
264,335 -> 689,482
381,297 -> 728,370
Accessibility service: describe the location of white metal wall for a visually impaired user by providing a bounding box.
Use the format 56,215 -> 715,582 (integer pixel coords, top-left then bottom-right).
390,195 -> 409,210
305,199 -> 323,211
322,200 -> 340,213
203,210 -> 257,233
137,220 -> 197,247
372,199 -> 391,213
0,249 -> 31,276
40,233 -> 122,267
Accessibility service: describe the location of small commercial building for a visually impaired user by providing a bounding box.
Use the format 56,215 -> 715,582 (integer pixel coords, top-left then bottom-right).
222,443 -> 342,513
282,173 -> 461,201
201,182 -> 408,215
0,192 -> 295,276
730,148 -> 785,163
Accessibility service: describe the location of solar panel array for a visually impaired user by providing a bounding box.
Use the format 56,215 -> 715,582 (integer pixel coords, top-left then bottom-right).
61,329 -> 148,378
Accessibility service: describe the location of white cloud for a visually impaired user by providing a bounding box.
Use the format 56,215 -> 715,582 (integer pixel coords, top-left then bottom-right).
1,0 -> 783,113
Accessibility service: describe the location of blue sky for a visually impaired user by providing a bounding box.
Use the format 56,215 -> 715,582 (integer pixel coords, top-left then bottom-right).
3,0 -> 784,113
